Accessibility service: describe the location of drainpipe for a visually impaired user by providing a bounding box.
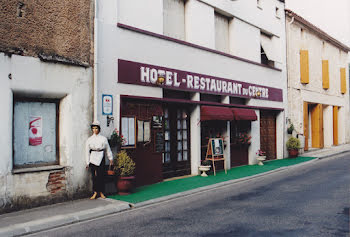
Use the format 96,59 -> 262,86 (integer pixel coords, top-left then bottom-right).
93,0 -> 98,121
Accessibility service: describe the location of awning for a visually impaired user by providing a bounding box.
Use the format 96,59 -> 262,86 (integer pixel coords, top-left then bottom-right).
201,106 -> 234,121
260,34 -> 281,63
231,108 -> 257,121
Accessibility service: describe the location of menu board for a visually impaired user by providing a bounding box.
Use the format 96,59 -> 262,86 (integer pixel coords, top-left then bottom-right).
154,132 -> 164,153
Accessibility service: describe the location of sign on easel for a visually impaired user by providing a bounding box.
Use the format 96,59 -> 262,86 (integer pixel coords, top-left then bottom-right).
205,138 -> 227,176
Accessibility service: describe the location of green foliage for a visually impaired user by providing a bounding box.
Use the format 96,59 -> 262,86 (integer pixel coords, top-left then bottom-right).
201,160 -> 211,166
286,137 -> 300,150
114,150 -> 136,177
109,129 -> 125,147
287,123 -> 294,134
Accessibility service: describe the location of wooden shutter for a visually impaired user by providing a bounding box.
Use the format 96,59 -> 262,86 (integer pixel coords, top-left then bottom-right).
333,106 -> 338,146
303,101 -> 309,151
300,50 -> 309,84
340,68 -> 346,94
311,104 -> 323,148
322,60 -> 329,89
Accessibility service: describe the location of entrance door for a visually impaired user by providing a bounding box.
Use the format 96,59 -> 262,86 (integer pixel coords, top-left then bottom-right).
311,104 -> 324,148
260,111 -> 277,160
162,105 -> 191,179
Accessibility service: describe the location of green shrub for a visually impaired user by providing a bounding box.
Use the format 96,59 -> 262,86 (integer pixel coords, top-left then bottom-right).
286,137 -> 300,150
114,150 -> 136,177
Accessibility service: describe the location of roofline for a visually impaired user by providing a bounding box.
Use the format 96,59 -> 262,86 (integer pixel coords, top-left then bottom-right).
285,9 -> 350,52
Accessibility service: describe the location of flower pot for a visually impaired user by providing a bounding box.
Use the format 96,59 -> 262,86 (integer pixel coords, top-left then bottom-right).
256,156 -> 266,165
288,148 -> 299,158
198,165 -> 211,177
117,176 -> 135,195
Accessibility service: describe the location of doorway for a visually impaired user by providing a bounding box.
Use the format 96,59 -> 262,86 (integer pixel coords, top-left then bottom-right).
260,110 -> 277,160
162,105 -> 191,179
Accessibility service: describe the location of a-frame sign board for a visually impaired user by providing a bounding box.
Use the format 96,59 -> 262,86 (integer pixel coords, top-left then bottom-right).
205,138 -> 227,176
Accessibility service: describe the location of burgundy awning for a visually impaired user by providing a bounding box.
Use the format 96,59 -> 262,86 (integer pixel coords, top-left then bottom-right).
200,106 -> 234,121
231,108 -> 257,121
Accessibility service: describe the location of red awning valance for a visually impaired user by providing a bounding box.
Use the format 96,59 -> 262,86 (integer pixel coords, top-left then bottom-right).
201,106 -> 234,121
231,108 -> 257,121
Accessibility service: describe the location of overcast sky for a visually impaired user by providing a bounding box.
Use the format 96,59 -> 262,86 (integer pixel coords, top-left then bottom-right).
285,0 -> 350,47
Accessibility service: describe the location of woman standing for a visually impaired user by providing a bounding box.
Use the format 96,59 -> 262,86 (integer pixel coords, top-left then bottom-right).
85,121 -> 113,199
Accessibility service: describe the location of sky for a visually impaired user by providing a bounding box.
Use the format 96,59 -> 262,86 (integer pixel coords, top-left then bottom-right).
285,0 -> 350,47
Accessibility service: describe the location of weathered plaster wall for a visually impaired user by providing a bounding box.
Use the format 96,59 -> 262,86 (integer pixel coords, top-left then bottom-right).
0,0 -> 93,65
286,16 -> 350,145
0,53 -> 93,212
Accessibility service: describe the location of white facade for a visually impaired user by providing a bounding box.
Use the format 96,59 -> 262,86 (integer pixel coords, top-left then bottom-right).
95,0 -> 288,183
286,11 -> 350,149
0,53 -> 92,210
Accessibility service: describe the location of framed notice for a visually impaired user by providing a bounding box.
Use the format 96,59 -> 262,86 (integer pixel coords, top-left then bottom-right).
211,138 -> 224,156
121,117 -> 136,148
137,120 -> 151,143
154,132 -> 164,153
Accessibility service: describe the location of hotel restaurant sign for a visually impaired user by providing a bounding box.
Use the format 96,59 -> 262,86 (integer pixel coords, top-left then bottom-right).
118,59 -> 283,102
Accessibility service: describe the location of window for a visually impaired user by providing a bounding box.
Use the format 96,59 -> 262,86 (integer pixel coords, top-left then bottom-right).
275,7 -> 281,18
260,33 -> 276,67
257,0 -> 262,9
215,12 -> 230,53
300,50 -> 309,84
322,60 -> 329,89
13,99 -> 59,168
163,0 -> 185,40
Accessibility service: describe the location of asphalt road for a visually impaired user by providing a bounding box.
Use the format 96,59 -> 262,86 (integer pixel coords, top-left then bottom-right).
29,154 -> 350,237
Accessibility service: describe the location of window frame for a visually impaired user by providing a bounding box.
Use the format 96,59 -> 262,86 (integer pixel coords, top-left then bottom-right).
12,97 -> 60,169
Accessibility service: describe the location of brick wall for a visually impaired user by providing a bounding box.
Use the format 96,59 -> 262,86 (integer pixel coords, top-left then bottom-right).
46,171 -> 66,194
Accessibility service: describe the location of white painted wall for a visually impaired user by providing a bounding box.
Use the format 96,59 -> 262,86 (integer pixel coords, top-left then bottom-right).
96,0 -> 288,179
0,53 -> 92,208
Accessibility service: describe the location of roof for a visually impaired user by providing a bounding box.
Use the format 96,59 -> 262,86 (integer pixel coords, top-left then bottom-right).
285,9 -> 350,52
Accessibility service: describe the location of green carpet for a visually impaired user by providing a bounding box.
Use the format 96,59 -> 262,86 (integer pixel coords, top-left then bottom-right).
108,156 -> 316,204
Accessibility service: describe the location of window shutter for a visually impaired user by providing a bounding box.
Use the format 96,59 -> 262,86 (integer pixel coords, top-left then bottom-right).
340,68 -> 346,94
300,50 -> 309,84
322,60 -> 329,89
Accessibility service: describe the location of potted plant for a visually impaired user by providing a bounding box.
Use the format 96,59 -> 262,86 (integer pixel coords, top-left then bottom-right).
235,132 -> 252,146
109,128 -> 125,151
287,123 -> 294,134
198,160 -> 211,177
256,149 -> 266,165
114,150 -> 136,195
286,137 -> 301,158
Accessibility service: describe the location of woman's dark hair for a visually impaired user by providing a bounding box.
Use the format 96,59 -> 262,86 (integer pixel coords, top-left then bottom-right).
91,125 -> 100,132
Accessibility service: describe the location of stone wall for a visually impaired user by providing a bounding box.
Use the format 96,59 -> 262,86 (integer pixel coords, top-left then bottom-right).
0,0 -> 93,65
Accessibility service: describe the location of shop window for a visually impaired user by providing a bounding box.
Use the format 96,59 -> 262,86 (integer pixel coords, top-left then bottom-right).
230,121 -> 251,145
13,99 -> 59,168
201,121 -> 227,161
230,97 -> 246,105
200,93 -> 222,103
163,0 -> 185,40
215,12 -> 230,53
163,89 -> 191,100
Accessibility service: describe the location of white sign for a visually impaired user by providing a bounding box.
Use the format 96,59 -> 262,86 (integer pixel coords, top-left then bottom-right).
102,94 -> 113,115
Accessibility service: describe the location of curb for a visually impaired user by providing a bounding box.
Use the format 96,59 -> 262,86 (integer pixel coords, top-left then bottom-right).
0,202 -> 131,237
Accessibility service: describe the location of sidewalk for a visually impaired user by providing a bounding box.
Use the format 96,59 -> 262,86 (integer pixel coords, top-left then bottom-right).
1,144 -> 350,237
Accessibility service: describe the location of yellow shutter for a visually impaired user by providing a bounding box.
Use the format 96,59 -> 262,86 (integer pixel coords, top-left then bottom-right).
322,60 -> 329,89
303,102 -> 309,151
300,50 -> 309,84
340,68 -> 346,94
333,106 -> 338,146
311,104 -> 323,148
